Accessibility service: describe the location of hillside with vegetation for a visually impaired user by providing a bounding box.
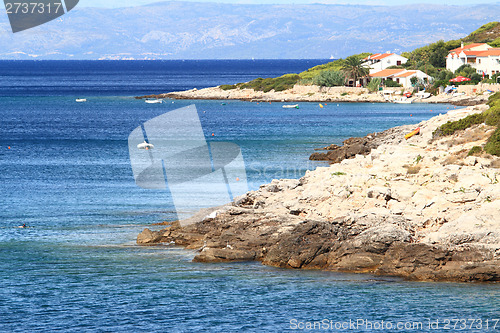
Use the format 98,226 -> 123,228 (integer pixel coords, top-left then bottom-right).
221,53 -> 371,92
434,92 -> 500,156
221,22 -> 500,93
402,21 -> 500,84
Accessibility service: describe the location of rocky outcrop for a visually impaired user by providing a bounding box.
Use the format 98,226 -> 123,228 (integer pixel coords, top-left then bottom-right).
137,228 -> 163,245
309,126 -> 413,163
138,104 -> 500,282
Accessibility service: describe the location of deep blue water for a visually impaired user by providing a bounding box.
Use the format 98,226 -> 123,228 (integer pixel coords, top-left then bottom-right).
0,61 -> 498,332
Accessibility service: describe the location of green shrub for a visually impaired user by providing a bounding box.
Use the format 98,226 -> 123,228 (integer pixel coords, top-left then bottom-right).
468,146 -> 483,156
433,113 -> 486,137
485,108 -> 500,126
488,92 -> 500,106
485,127 -> 500,156
240,74 -> 300,92
367,78 -> 382,92
220,84 -> 236,90
426,86 -> 439,96
483,93 -> 500,126
313,70 -> 345,87
491,37 -> 500,48
299,53 -> 371,80
433,90 -> 500,156
384,79 -> 402,87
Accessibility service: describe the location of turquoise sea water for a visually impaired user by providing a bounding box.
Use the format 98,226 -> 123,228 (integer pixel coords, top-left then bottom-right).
0,61 -> 498,332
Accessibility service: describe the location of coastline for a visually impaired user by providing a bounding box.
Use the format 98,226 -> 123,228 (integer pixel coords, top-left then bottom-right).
138,102 -> 500,282
137,84 -> 490,105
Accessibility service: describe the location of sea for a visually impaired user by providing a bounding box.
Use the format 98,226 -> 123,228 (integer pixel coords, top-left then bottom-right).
0,60 -> 498,332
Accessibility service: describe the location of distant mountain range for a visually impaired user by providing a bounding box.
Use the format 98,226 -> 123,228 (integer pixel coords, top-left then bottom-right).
0,2 -> 500,59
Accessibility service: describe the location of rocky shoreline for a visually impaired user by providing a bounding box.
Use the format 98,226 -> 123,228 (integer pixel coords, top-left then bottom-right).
137,84 -> 489,106
138,104 -> 500,282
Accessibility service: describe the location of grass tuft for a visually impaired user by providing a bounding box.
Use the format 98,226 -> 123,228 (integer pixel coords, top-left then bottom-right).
468,146 -> 483,156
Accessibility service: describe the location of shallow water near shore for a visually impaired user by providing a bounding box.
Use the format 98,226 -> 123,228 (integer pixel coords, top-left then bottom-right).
0,61 -> 498,332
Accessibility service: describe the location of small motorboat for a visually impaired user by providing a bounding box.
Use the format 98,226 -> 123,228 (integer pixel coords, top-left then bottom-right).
137,141 -> 154,150
393,97 -> 413,104
282,104 -> 299,109
76,98 -> 87,102
145,99 -> 163,104
415,92 -> 431,99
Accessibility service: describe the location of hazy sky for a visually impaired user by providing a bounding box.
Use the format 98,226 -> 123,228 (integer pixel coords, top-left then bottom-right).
81,0 -> 500,7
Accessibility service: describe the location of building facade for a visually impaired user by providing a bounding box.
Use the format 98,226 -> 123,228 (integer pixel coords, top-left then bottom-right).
446,43 -> 500,77
369,69 -> 432,88
363,53 -> 408,74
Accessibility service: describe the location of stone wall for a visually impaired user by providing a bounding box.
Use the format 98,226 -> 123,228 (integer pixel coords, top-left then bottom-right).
291,85 -> 369,95
457,83 -> 500,95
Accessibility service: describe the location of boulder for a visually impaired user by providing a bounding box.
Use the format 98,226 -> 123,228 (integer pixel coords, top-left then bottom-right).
137,228 -> 163,245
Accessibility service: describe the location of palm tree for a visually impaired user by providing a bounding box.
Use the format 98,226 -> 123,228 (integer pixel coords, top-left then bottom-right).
341,56 -> 370,87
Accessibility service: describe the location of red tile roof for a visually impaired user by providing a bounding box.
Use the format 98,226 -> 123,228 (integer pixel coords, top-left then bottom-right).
370,53 -> 395,60
474,49 -> 500,57
364,53 -> 382,60
449,43 -> 488,55
395,71 -> 416,78
369,69 -> 406,77
364,53 -> 398,61
463,51 -> 478,56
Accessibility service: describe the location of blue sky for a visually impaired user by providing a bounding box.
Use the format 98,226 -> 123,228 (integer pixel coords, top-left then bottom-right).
81,0 -> 500,7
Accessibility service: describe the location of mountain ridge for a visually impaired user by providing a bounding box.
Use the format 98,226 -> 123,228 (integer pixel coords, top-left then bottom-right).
0,2 -> 499,59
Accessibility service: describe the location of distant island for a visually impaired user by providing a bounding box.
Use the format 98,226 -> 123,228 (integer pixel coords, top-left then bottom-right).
1,2 -> 500,59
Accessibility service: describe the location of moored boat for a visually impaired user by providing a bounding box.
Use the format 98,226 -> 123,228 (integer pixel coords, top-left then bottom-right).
145,99 -> 163,104
282,104 -> 299,109
415,92 -> 431,99
393,97 -> 413,104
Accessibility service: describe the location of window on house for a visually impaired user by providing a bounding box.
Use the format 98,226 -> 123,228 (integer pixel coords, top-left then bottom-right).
478,59 -> 481,64
397,61 -> 401,66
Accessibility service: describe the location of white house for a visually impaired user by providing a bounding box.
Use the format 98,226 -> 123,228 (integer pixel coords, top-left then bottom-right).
446,43 -> 500,77
363,52 -> 408,74
370,69 -> 432,88
473,49 -> 500,77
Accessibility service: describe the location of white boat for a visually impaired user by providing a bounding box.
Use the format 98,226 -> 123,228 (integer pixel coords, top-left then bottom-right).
76,98 -> 87,102
415,92 -> 431,99
145,99 -> 163,104
393,97 -> 413,104
381,90 -> 394,101
282,104 -> 299,109
137,141 -> 154,150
